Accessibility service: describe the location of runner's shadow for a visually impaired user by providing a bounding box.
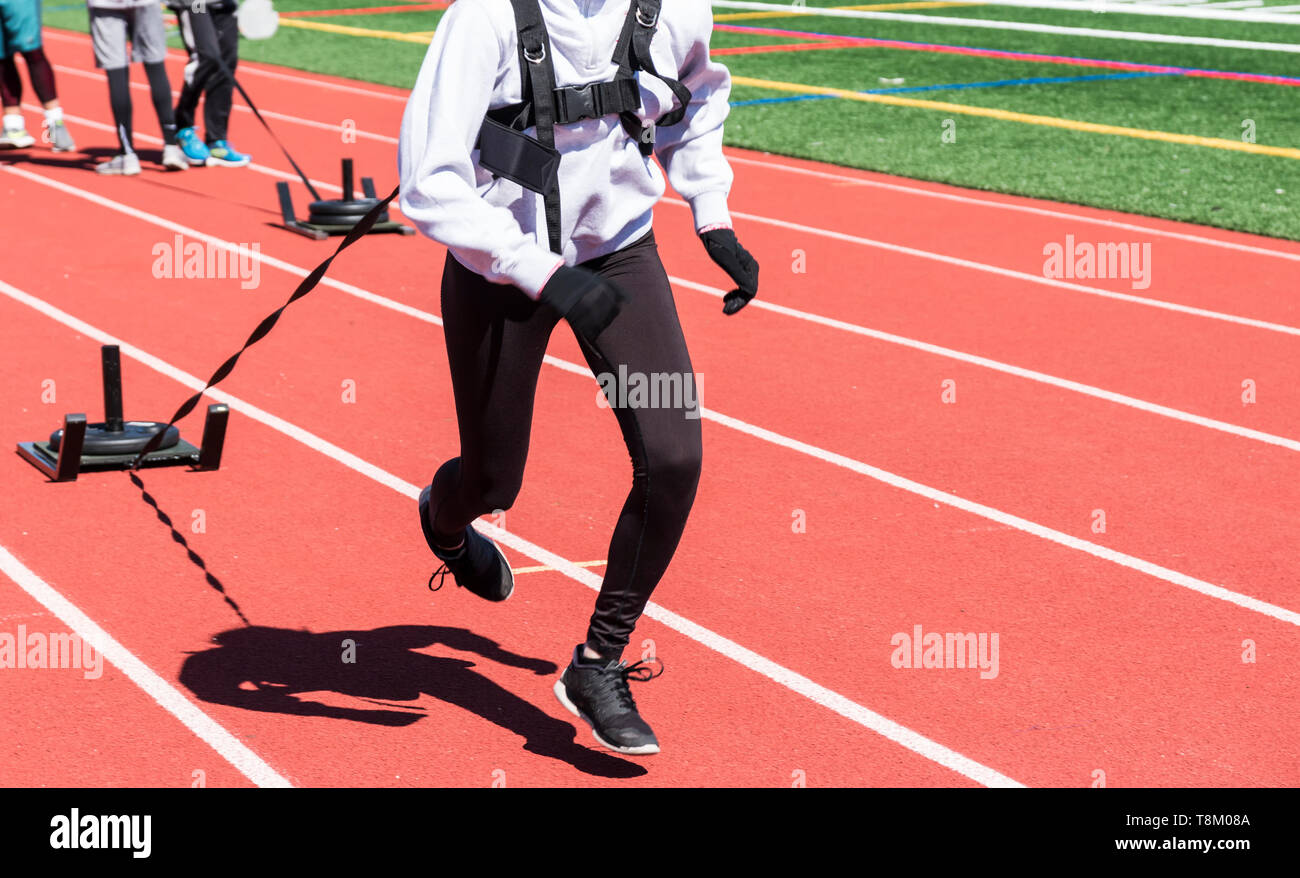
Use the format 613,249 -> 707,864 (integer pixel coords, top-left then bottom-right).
179,624 -> 647,779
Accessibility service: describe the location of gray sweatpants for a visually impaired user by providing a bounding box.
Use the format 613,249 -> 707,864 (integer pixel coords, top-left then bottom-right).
89,5 -> 167,70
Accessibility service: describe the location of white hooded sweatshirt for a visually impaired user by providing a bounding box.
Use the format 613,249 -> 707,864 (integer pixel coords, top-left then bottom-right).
398,0 -> 734,298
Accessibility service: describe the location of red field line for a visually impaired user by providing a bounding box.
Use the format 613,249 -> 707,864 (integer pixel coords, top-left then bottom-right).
713,41 -> 860,56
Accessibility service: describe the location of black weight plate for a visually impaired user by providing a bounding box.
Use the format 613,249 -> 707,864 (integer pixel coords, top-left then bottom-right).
307,213 -> 390,228
307,198 -> 383,217
50,421 -> 181,455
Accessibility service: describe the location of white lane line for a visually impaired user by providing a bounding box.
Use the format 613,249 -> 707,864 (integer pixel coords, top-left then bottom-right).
664,198 -> 1300,337
0,278 -> 1023,789
721,155 -> 1300,264
42,32 -> 1300,265
0,544 -> 294,788
18,103 -> 344,202
668,275 -> 1300,454
8,161 -> 1297,457
23,103 -> 1290,339
40,24 -> 1300,267
49,64 -> 401,145
987,0 -> 1288,20
42,29 -> 413,103
6,164 -> 1300,628
709,0 -> 1300,48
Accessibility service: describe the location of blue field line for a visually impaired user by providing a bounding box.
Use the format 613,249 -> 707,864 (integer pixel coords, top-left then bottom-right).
730,71 -> 1175,108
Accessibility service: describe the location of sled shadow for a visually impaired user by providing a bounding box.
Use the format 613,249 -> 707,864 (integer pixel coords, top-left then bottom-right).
179,624 -> 647,779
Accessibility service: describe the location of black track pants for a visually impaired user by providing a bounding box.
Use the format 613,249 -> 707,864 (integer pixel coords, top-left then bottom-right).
175,6 -> 238,143
427,231 -> 703,660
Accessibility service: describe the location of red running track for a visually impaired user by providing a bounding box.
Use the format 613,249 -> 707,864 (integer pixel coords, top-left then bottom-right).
1,30 -> 1298,787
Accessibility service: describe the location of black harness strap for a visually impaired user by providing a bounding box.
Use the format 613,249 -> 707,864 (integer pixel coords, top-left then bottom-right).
509,0 -> 564,255
491,78 -> 641,130
630,0 -> 691,128
620,0 -> 692,155
482,0 -> 695,249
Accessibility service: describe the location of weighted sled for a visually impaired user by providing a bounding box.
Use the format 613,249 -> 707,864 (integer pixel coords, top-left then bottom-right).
50,420 -> 180,455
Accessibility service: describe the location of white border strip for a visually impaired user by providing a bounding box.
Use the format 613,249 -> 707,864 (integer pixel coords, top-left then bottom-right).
981,0 -> 1300,25
709,1 -> 1300,51
0,544 -> 294,788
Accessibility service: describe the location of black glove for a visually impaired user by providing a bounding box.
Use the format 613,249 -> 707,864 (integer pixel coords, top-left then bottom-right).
539,266 -> 628,342
700,228 -> 759,315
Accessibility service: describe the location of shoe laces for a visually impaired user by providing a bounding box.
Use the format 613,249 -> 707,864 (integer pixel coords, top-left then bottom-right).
597,657 -> 664,711
428,564 -> 453,593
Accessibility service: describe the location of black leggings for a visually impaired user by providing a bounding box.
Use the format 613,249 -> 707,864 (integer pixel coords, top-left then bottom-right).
106,62 -> 177,152
0,48 -> 58,107
427,231 -> 703,660
175,7 -> 238,143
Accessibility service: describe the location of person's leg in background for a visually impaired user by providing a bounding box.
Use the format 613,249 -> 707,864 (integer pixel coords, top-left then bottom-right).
21,47 -> 75,150
132,3 -> 186,171
0,52 -> 35,148
199,3 -> 248,167
172,3 -> 211,165
553,232 -> 704,755
89,7 -> 139,173
22,0 -> 74,150
0,0 -> 68,149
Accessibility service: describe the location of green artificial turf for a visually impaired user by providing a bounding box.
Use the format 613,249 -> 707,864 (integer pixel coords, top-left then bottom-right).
35,0 -> 1300,239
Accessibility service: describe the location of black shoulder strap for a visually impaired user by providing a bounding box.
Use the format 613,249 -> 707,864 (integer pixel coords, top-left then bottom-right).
630,0 -> 690,128
617,0 -> 693,155
508,0 -> 563,255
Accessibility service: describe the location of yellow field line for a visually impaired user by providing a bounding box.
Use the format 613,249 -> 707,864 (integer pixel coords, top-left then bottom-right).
714,2 -> 982,22
732,74 -> 1300,160
511,560 -> 608,575
276,18 -> 434,44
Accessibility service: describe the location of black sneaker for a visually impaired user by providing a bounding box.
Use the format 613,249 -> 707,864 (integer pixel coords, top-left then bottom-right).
418,485 -> 514,602
552,645 -> 664,755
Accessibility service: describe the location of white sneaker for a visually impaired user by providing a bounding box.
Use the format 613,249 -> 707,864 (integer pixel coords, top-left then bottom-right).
45,120 -> 76,152
95,153 -> 142,176
161,143 -> 188,171
0,128 -> 36,149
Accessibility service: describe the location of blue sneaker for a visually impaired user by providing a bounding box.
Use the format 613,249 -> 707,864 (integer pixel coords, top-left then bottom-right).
206,140 -> 251,168
176,127 -> 210,165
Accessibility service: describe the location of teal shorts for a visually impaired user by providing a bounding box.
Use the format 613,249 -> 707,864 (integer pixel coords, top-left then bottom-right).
0,0 -> 43,58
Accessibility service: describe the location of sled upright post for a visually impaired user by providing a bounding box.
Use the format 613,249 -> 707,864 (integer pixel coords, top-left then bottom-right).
16,345 -> 229,482
274,158 -> 414,239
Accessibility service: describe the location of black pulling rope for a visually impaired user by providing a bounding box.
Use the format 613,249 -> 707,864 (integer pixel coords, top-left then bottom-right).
187,7 -> 321,200
127,8 -> 402,469
128,187 -> 399,471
